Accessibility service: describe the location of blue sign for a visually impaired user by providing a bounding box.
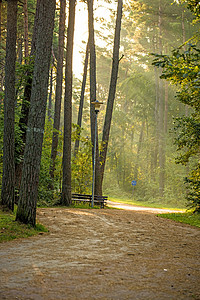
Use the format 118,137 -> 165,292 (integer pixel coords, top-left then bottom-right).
131,180 -> 137,186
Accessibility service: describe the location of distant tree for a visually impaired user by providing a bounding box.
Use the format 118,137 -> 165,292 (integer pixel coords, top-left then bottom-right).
61,0 -> 76,206
16,0 -> 56,226
1,0 -> 18,211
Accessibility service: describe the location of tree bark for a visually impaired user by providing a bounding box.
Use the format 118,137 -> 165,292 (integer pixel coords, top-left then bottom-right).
164,80 -> 168,134
99,0 -> 123,194
48,57 -> 54,122
15,0 -> 41,190
0,0 -> 3,96
23,0 -> 29,59
158,0 -> 165,197
87,0 -> 97,162
87,0 -> 102,196
74,41 -> 89,157
1,0 -> 17,211
134,120 -> 145,181
16,0 -> 56,226
49,0 -> 66,185
0,0 -> 1,46
61,0 -> 76,206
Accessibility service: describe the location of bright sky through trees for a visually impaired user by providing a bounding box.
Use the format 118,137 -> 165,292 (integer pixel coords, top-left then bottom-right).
73,2 -> 88,79
73,1 -> 117,78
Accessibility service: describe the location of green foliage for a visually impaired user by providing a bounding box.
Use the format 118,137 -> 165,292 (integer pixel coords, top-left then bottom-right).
38,118 -> 63,206
37,121 -> 93,206
174,114 -> 200,165
183,0 -> 200,22
185,165 -> 200,212
152,40 -> 200,212
70,202 -> 101,209
71,125 -> 92,194
158,211 -> 200,228
152,43 -> 200,110
0,207 -> 48,243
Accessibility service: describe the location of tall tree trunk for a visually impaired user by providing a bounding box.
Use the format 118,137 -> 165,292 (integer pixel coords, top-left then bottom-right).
61,0 -> 76,206
1,0 -> 17,211
17,37 -> 23,63
87,0 -> 101,196
134,120 -> 145,181
16,0 -> 56,226
15,0 -> 41,190
23,0 -> 29,59
158,0 -> 165,197
49,0 -> 66,185
0,0 -> 1,46
99,0 -> 123,194
152,66 -> 159,174
87,0 -> 97,163
0,0 -> 3,96
164,80 -> 168,134
48,57 -> 54,122
74,41 -> 89,156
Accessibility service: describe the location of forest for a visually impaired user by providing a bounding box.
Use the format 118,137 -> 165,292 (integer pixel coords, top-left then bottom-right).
0,0 -> 199,226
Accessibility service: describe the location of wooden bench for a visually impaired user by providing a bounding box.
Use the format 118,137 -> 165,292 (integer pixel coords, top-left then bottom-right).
72,193 -> 107,208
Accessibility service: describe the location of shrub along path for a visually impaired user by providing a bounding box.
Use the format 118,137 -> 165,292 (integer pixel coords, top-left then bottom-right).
0,206 -> 200,299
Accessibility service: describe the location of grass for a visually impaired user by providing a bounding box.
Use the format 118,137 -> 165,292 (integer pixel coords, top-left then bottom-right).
70,202 -> 102,209
108,196 -> 200,228
0,207 -> 48,243
108,196 -> 185,211
158,212 -> 200,228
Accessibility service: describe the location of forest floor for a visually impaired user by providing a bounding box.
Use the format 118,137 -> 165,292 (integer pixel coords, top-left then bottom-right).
0,203 -> 200,300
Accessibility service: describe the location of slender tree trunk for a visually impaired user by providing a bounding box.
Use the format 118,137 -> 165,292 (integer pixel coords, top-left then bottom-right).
87,0 -> 97,161
1,0 -> 17,211
181,10 -> 189,117
23,0 -> 29,59
15,0 -> 41,190
0,0 -> 3,96
158,73 -> 165,197
49,0 -> 66,185
134,120 -> 145,181
48,59 -> 53,121
158,0 -> 165,197
87,0 -> 101,196
0,1 -> 1,46
182,10 -> 186,48
164,80 -> 168,134
74,41 -> 89,156
17,37 -> 23,64
16,0 -> 56,226
61,0 -> 76,206
99,0 -> 123,193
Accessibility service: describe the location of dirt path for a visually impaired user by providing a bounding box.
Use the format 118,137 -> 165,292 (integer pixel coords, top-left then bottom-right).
0,206 -> 200,300
107,201 -> 182,213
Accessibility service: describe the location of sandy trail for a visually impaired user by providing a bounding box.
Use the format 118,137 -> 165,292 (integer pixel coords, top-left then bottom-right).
0,206 -> 200,300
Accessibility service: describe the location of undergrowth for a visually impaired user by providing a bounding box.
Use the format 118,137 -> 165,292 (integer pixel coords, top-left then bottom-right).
0,207 -> 48,243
